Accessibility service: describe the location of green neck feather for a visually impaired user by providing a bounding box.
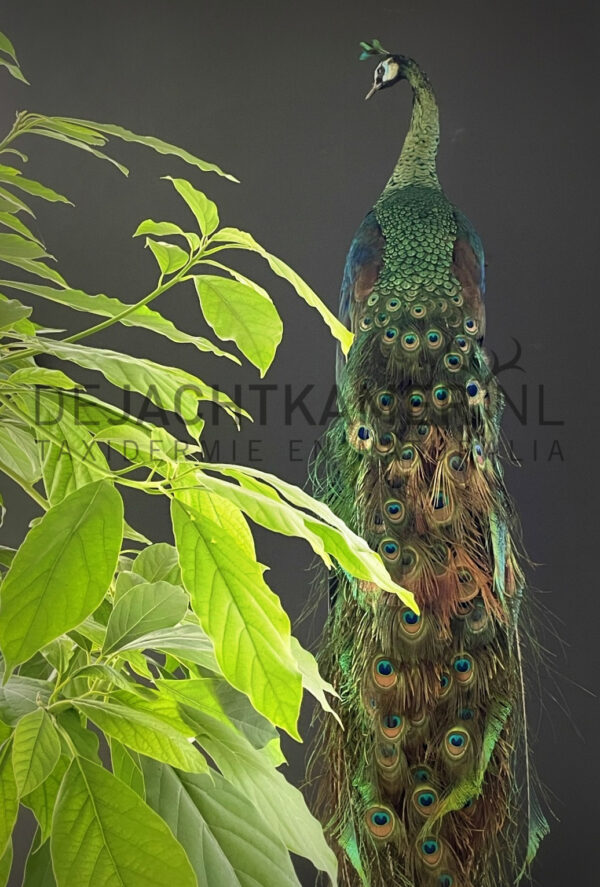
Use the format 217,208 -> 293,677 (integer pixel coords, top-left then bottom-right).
381,56 -> 440,194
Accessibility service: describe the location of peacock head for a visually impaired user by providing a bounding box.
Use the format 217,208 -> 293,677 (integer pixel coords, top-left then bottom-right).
360,40 -> 405,100
365,56 -> 404,100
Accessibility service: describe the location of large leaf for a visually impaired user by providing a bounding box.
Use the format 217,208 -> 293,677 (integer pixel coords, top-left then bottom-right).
0,838 -> 11,887
51,756 -> 197,887
199,464 -> 417,608
194,275 -> 282,376
164,177 -> 219,235
0,279 -> 236,360
104,581 -> 189,653
0,479 -> 123,672
142,760 -> 301,887
0,294 -> 32,327
110,739 -> 145,799
0,674 -> 52,726
0,742 -> 17,855
158,678 -> 279,751
21,755 -> 69,842
188,708 -> 337,883
74,698 -> 208,773
56,117 -> 239,181
25,335 -> 246,435
117,624 -> 218,671
0,423 -> 41,484
12,708 -> 61,796
171,496 -> 302,738
145,238 -> 189,275
22,836 -> 56,887
290,637 -> 341,725
0,167 -> 72,204
211,226 -> 353,354
132,543 -> 181,585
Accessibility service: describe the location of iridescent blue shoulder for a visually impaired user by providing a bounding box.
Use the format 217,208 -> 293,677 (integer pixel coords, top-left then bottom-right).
339,210 -> 385,329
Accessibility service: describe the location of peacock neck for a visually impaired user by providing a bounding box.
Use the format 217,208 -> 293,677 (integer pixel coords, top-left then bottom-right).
380,57 -> 440,195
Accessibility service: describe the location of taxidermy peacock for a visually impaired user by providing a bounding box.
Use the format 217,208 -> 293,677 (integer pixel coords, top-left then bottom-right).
311,41 -> 548,887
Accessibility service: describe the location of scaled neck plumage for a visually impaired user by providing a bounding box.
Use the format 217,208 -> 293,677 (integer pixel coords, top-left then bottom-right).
380,56 -> 440,196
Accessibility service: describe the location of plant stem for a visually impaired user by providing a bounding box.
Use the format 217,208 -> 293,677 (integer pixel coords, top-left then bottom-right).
0,457 -> 48,510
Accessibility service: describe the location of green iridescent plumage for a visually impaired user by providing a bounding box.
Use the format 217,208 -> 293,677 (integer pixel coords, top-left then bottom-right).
310,43 -> 547,887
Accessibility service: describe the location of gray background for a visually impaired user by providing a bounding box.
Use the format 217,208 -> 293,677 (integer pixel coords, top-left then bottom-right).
1,0 -> 598,884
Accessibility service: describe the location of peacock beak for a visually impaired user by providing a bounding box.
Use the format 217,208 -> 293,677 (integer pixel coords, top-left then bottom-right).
365,84 -> 379,101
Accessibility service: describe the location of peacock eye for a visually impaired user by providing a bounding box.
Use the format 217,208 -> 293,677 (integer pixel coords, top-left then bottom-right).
367,293 -> 379,306
357,425 -> 370,440
378,391 -> 395,410
412,767 -> 431,783
402,609 -> 419,625
376,658 -> 393,676
386,297 -> 400,311
380,538 -> 400,560
385,499 -> 405,521
401,446 -> 414,461
439,874 -> 454,887
417,790 -> 436,807
375,311 -> 389,327
426,329 -> 443,348
433,385 -> 451,407
422,839 -> 439,855
453,655 -> 474,683
466,380 -> 479,398
417,423 -> 430,437
459,707 -> 474,720
449,452 -> 465,471
383,326 -> 398,342
464,317 -> 478,334
445,729 -> 469,757
360,316 -> 373,330
411,303 -> 426,318
401,331 -> 420,351
454,335 -> 470,353
383,714 -> 402,729
366,805 -> 395,838
444,352 -> 462,371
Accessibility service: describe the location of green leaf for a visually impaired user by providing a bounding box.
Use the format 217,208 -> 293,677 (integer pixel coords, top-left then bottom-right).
163,177 -> 219,235
11,389 -> 110,505
56,117 -> 239,181
22,836 -> 56,887
110,738 -> 145,799
0,31 -> 17,61
202,464 -> 417,607
56,710 -> 101,763
22,755 -> 68,843
211,226 -> 354,355
117,624 -> 218,671
132,543 -> 181,585
0,674 -> 52,726
104,581 -> 189,653
0,170 -> 72,205
194,275 -> 282,376
171,496 -> 302,738
0,232 -> 48,260
74,699 -> 208,773
12,709 -> 61,796
27,125 -> 128,175
142,760 -> 301,887
0,279 -> 236,360
51,756 -> 197,887
25,336 -> 247,436
7,366 -> 81,389
290,637 -> 341,725
0,255 -> 66,286
0,838 -> 11,887
0,211 -> 42,244
0,424 -> 41,484
133,219 -> 200,251
145,238 -> 189,275
0,295 -> 32,328
0,480 -> 123,672
0,58 -> 29,85
0,185 -> 34,216
158,678 -> 279,751
189,709 -> 337,883
0,742 -> 17,855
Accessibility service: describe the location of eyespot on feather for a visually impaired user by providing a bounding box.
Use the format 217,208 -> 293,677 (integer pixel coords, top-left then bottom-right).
420,837 -> 443,867
412,786 -> 439,816
452,653 -> 475,684
444,728 -> 470,759
365,806 -> 395,839
373,657 -> 397,688
381,712 -> 405,739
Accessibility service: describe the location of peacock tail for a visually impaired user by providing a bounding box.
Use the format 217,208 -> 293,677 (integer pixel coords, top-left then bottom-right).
310,43 -> 548,887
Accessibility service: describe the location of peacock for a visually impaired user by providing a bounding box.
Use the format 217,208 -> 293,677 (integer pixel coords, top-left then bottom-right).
310,41 -> 548,887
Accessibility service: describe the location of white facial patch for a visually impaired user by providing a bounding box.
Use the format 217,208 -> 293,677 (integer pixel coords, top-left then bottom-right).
381,58 -> 400,83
